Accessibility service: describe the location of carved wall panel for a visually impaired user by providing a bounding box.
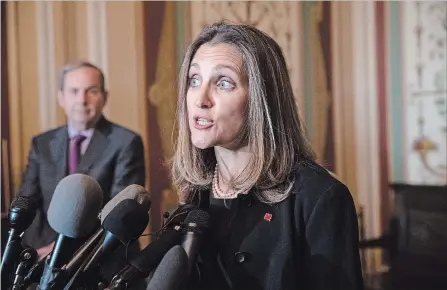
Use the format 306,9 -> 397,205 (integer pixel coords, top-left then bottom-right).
403,2 -> 447,184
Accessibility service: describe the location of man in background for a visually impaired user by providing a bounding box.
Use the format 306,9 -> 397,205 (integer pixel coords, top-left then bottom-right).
16,61 -> 146,287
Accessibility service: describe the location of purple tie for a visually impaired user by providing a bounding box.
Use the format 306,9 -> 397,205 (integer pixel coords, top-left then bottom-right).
68,134 -> 86,174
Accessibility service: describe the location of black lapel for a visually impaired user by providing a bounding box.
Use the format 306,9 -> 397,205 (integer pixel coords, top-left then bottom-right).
49,126 -> 69,180
77,116 -> 111,173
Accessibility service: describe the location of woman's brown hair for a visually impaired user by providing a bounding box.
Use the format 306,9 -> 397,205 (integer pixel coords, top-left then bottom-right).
171,22 -> 315,204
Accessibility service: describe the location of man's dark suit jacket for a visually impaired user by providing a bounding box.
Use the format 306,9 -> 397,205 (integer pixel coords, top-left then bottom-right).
18,116 -> 145,249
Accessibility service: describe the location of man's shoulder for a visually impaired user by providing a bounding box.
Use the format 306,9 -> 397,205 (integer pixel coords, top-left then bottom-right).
33,125 -> 66,143
106,120 -> 142,140
104,120 -> 144,151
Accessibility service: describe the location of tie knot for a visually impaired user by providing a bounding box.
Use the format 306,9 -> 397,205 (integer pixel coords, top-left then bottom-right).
71,134 -> 86,145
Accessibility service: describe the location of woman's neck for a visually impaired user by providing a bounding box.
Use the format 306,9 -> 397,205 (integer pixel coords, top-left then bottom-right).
214,145 -> 251,191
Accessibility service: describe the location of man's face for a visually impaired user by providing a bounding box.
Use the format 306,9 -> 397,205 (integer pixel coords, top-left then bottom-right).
57,67 -> 107,130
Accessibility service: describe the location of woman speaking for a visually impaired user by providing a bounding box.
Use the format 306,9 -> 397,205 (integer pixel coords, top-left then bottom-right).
171,22 -> 364,290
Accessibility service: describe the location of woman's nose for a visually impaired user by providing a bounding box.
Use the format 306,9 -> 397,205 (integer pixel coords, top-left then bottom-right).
195,87 -> 213,109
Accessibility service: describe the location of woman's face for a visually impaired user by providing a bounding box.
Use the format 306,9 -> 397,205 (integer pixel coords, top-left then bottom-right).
186,43 -> 249,150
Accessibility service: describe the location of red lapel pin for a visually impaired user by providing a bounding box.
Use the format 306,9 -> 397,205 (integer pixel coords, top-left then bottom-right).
264,213 -> 272,222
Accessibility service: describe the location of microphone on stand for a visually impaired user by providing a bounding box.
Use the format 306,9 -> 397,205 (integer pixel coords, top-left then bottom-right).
62,199 -> 149,290
1,196 -> 36,289
146,245 -> 188,290
38,174 -> 104,290
62,229 -> 104,277
61,185 -> 151,290
19,184 -> 151,290
63,184 -> 151,278
99,184 -> 151,224
81,199 -> 149,273
180,209 -> 211,277
108,208 -> 210,290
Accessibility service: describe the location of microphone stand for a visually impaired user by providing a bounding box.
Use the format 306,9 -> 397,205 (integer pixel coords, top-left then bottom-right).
11,247 -> 38,290
38,257 -> 67,290
21,254 -> 48,290
1,232 -> 23,288
62,237 -> 108,290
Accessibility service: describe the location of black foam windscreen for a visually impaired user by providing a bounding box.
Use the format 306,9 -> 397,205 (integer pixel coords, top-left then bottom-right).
47,174 -> 103,238
182,208 -> 211,231
10,196 -> 35,211
132,209 -> 209,274
1,196 -> 37,289
164,203 -> 197,226
8,196 -> 36,232
102,199 -> 149,244
146,245 -> 188,290
100,184 -> 151,224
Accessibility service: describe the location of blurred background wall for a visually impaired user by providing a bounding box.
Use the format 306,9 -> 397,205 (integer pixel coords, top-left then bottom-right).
1,0 -> 446,278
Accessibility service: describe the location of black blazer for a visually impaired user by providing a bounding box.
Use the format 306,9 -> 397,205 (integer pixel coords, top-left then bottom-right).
189,161 -> 364,290
17,116 -> 146,249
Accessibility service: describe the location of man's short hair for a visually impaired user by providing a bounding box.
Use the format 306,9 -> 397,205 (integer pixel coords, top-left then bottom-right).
58,60 -> 106,92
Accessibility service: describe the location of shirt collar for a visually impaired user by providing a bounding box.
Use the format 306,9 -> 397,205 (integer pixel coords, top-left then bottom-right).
67,125 -> 95,139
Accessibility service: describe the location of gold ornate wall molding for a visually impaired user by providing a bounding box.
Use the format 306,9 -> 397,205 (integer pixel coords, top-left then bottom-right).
403,2 -> 447,184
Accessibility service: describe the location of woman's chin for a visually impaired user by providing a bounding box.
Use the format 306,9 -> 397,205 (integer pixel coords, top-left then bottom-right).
191,139 -> 214,150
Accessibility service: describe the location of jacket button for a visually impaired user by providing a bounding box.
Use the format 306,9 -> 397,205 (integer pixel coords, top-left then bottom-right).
234,252 -> 246,264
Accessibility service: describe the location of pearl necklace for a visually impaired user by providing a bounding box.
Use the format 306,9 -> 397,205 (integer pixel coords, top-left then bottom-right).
212,165 -> 239,199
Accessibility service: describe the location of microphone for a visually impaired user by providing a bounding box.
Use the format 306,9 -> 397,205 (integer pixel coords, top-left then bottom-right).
64,184 -> 151,276
39,174 -> 103,290
23,185 -> 151,290
108,208 -> 210,290
99,184 -> 151,224
163,203 -> 197,226
62,199 -> 149,290
81,199 -> 149,273
1,196 -> 36,289
108,209 -> 208,290
146,245 -> 188,290
180,209 -> 211,277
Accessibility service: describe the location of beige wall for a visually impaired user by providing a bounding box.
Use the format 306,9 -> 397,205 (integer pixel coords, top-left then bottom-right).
6,1 -> 148,194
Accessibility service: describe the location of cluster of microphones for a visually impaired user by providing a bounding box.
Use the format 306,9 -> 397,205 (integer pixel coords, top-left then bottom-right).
1,174 -> 211,290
